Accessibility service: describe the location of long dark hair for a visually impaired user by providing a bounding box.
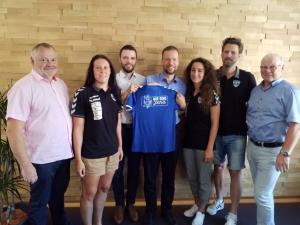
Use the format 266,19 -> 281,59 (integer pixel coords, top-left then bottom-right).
84,54 -> 122,106
184,57 -> 219,112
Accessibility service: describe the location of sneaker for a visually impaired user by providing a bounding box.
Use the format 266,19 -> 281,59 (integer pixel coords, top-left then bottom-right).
225,213 -> 237,225
192,212 -> 205,225
206,199 -> 224,215
183,204 -> 198,218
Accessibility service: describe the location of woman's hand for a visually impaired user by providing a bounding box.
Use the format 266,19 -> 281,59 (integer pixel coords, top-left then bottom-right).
75,159 -> 85,178
204,148 -> 214,163
118,146 -> 124,161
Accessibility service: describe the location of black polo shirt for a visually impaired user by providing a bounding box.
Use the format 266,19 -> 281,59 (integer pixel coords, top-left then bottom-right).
184,92 -> 220,150
217,67 -> 256,136
71,86 -> 121,158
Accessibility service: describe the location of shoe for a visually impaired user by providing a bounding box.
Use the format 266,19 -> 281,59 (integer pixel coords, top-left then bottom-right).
143,213 -> 156,225
184,204 -> 198,218
206,199 -> 224,215
192,212 -> 205,225
113,206 -> 124,224
127,204 -> 139,222
225,213 -> 237,225
162,212 -> 178,225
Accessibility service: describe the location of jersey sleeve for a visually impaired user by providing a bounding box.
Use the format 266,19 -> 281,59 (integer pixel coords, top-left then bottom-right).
170,89 -> 180,110
248,72 -> 257,96
71,87 -> 87,118
125,93 -> 135,111
212,90 -> 221,106
111,93 -> 123,113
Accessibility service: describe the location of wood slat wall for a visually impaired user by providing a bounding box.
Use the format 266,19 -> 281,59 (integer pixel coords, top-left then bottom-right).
0,0 -> 300,202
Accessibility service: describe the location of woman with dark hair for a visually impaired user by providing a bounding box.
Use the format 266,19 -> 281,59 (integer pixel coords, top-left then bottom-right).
182,57 -> 220,225
71,54 -> 123,225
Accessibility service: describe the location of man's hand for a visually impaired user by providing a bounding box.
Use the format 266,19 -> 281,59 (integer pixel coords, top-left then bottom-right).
176,92 -> 186,110
275,154 -> 290,173
128,84 -> 142,94
21,164 -> 38,184
122,84 -> 143,103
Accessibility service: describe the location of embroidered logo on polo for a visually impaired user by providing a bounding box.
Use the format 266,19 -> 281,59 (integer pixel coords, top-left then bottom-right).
89,95 -> 102,120
110,93 -> 117,101
233,79 -> 240,87
142,95 -> 168,109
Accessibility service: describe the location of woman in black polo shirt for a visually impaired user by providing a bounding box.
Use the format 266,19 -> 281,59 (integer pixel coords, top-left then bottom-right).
182,58 -> 220,225
71,54 -> 123,225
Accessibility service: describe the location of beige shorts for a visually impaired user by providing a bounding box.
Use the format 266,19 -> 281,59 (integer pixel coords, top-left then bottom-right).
82,152 -> 119,176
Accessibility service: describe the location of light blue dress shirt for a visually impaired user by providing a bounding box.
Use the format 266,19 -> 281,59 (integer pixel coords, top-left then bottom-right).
246,78 -> 300,143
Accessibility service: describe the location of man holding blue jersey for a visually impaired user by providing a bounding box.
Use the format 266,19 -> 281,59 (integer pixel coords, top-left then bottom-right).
142,46 -> 186,225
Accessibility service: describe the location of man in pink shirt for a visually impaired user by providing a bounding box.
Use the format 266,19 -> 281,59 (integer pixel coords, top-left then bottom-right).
6,43 -> 73,225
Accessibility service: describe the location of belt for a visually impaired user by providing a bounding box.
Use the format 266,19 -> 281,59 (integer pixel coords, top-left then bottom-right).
122,123 -> 132,128
250,138 -> 283,148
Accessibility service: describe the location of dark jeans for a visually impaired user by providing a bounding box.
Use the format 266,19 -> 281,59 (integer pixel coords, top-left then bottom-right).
143,123 -> 183,214
112,124 -> 142,207
25,159 -> 71,225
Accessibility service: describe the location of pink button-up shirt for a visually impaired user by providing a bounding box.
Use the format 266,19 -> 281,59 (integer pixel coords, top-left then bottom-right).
6,69 -> 73,164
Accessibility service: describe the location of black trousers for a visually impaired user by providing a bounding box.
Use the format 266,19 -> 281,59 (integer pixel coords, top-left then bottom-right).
112,124 -> 142,206
143,124 -> 184,214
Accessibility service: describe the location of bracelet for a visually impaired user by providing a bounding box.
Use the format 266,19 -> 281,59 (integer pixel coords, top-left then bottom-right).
279,148 -> 290,157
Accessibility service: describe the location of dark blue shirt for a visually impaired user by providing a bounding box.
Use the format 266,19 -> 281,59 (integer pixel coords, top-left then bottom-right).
145,72 -> 186,124
126,85 -> 179,153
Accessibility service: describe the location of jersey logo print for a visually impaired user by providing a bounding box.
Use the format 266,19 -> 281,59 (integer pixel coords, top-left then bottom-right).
142,95 -> 168,109
89,95 -> 102,120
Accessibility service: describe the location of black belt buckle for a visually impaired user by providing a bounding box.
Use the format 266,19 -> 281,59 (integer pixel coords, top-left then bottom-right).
250,139 -> 283,148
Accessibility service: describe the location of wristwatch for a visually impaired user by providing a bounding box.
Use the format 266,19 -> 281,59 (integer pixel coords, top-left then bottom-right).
279,148 -> 290,157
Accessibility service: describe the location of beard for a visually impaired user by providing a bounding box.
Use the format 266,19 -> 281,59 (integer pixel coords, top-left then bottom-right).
38,68 -> 57,78
163,66 -> 177,75
222,58 -> 236,68
121,63 -> 134,74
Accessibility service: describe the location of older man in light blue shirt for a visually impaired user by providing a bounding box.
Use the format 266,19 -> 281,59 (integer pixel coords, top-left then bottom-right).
246,53 -> 300,225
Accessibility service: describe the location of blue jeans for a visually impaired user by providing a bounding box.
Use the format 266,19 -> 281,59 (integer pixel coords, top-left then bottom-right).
214,135 -> 247,170
25,159 -> 71,225
247,141 -> 281,225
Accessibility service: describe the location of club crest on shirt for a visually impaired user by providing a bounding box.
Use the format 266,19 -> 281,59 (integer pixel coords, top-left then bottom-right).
233,79 -> 240,87
198,96 -> 202,104
142,95 -> 168,108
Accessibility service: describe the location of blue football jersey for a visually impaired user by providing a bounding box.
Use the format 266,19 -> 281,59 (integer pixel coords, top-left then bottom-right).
126,85 -> 179,153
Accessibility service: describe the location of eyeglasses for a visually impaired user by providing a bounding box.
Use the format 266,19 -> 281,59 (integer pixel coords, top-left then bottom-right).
260,65 -> 282,71
38,57 -> 57,64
